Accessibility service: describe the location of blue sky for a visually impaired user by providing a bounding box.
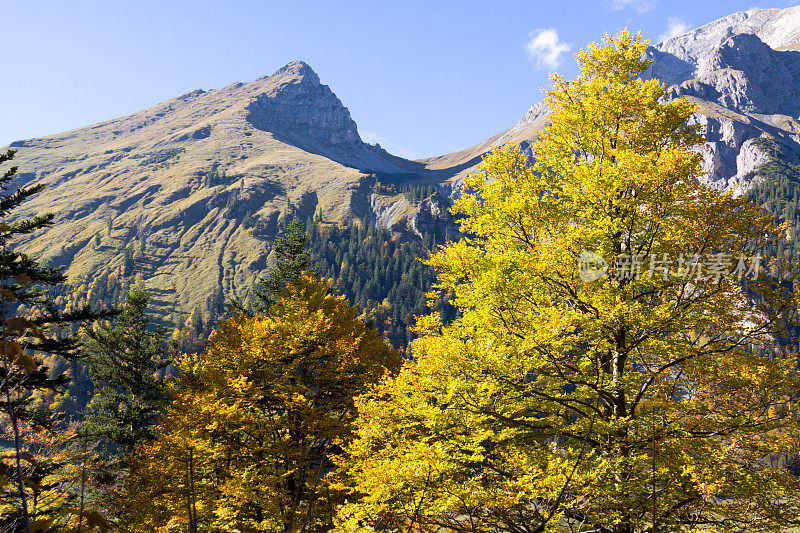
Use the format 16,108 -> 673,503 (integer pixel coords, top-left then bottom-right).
3,0 -> 798,159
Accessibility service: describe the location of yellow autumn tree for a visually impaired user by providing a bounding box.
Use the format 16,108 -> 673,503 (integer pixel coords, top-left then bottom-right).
336,31 -> 800,533
121,273 -> 401,532
0,419 -> 75,531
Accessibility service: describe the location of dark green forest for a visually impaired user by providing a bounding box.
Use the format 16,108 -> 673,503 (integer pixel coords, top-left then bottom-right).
744,138 -> 800,260
305,218 -> 455,349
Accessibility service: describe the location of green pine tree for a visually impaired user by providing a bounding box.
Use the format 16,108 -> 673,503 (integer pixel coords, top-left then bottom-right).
0,149 -> 110,533
253,217 -> 310,312
82,287 -> 173,454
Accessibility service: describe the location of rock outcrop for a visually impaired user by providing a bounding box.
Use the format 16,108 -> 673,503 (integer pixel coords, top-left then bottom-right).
642,7 -> 800,190
245,60 -> 412,174
246,61 -> 361,147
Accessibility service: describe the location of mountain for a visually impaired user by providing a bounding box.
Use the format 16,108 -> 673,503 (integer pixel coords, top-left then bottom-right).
645,6 -> 800,191
6,7 -> 800,339
3,61 -> 458,331
430,6 -> 800,194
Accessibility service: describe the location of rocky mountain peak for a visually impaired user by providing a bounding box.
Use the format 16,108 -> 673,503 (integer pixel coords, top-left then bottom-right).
260,59 -> 321,85
644,6 -> 800,114
246,60 -> 361,147
454,6 -> 800,196
631,6 -> 800,190
650,31 -> 800,116
243,61 -> 411,173
655,6 -> 800,55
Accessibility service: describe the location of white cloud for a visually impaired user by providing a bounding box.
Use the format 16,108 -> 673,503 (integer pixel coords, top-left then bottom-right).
525,28 -> 571,71
658,17 -> 689,42
608,0 -> 656,14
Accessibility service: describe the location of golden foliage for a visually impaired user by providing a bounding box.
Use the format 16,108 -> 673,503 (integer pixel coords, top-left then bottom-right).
121,273 -> 401,532
337,31 -> 800,533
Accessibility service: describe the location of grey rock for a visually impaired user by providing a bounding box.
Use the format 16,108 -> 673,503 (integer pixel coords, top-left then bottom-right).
642,7 -> 800,190
247,62 -> 360,147
245,61 -> 412,174
650,33 -> 800,116
410,195 -> 460,243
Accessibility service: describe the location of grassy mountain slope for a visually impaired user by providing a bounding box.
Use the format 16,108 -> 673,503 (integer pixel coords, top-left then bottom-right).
4,62 -> 458,331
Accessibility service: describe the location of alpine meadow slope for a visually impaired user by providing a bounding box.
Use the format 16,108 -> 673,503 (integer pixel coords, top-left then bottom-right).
3,61 -> 458,333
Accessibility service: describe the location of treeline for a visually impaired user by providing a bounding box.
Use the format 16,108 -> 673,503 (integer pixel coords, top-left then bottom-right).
56,216 -> 453,353
745,137 -> 800,260
372,179 -> 438,205
306,219 -> 454,349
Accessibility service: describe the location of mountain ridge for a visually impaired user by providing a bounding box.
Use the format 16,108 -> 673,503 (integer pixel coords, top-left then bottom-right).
5,6 -> 800,334
431,5 -> 800,193
2,60 -> 456,330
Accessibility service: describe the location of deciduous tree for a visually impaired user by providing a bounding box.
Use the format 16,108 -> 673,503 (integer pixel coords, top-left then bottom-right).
337,32 -> 800,533
123,273 -> 401,532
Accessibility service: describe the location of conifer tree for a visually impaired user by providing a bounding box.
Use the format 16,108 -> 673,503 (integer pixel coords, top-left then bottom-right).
254,217 -> 310,312
82,287 -> 173,455
0,149 -> 110,533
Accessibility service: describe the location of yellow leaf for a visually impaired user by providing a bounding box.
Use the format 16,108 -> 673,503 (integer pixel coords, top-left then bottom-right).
10,344 -> 35,373
5,340 -> 22,359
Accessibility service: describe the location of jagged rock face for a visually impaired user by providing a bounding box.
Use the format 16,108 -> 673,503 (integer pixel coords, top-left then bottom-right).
689,111 -> 773,191
650,33 -> 800,117
246,61 -> 361,147
244,61 -> 412,174
368,190 -> 460,243
410,195 -> 460,243
638,6 -> 800,190
711,34 -> 798,115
